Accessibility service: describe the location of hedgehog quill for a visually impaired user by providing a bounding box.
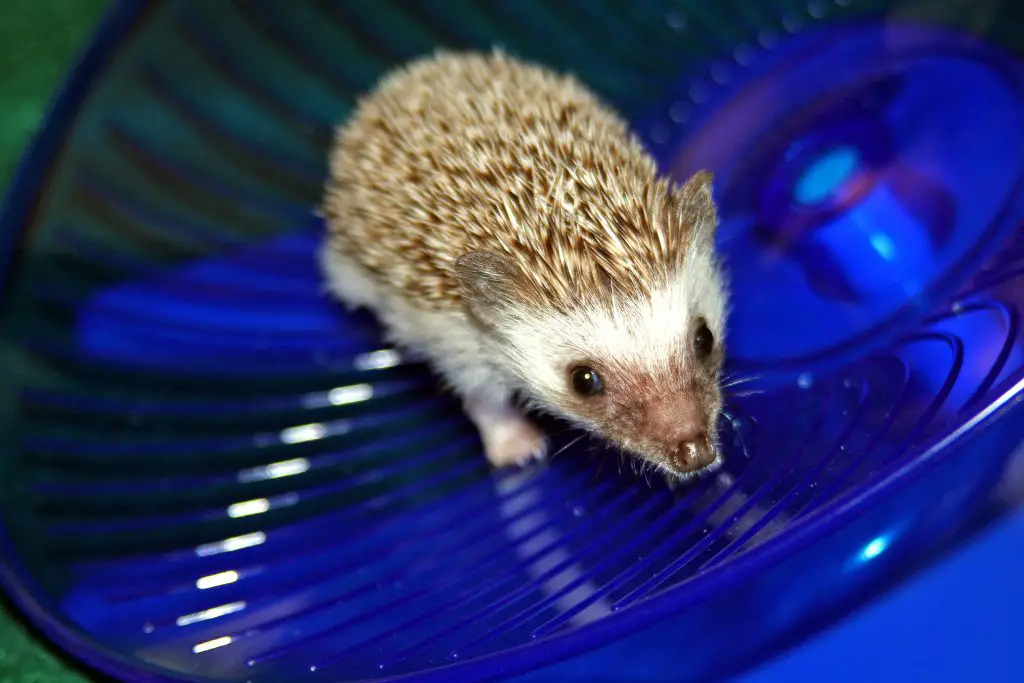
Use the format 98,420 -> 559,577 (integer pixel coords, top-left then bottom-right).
320,50 -> 729,481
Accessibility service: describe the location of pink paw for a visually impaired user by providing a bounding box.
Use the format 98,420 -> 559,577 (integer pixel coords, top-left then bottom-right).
480,417 -> 548,469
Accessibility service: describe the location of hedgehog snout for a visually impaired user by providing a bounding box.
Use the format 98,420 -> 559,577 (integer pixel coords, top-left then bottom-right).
668,432 -> 716,472
643,397 -> 715,472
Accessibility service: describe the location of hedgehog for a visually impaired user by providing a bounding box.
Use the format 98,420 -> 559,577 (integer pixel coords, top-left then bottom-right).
320,49 -> 728,481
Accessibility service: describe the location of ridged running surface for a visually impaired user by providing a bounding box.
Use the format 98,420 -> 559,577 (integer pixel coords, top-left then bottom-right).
2,1 -> 1024,682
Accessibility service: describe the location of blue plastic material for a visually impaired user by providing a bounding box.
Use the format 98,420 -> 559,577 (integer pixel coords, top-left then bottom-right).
1,1 -> 1023,682
731,510 -> 1024,683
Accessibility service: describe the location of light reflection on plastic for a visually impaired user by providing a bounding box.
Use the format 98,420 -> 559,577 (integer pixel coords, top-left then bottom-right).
176,601 -> 247,627
328,383 -> 374,405
227,498 -> 271,518
192,636 -> 234,654
354,349 -> 402,371
279,423 -> 326,444
869,232 -> 896,261
196,570 -> 240,590
237,457 -> 310,483
195,532 -> 266,557
794,145 -> 859,205
859,535 -> 889,562
916,309 -> 1024,416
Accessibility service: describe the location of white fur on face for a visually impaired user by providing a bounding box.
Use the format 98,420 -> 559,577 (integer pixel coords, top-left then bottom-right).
494,239 -> 729,408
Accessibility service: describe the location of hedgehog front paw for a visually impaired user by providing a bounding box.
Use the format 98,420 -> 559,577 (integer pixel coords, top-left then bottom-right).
479,416 -> 548,469
464,389 -> 547,469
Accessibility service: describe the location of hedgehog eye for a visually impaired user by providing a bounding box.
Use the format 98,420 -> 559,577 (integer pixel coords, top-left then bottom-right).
569,365 -> 604,397
694,320 -> 714,358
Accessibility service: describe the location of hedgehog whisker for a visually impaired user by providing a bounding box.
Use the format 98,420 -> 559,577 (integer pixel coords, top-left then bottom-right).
642,460 -> 654,488
720,374 -> 764,389
549,434 -> 586,461
728,422 -> 752,461
728,389 -> 766,399
721,407 -> 754,462
729,389 -> 766,398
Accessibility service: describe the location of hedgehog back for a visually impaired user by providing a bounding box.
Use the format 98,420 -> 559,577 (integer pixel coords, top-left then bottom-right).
323,50 -> 695,312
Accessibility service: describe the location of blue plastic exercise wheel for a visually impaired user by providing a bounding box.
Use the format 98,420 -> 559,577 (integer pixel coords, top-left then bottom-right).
2,1 -> 1024,682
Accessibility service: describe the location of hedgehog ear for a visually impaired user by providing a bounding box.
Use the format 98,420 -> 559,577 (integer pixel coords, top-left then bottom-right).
676,170 -> 719,244
454,251 -> 532,331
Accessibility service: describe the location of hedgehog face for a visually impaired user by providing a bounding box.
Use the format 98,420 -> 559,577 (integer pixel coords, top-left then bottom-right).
555,317 -> 725,479
455,235 -> 729,480
539,262 -> 728,480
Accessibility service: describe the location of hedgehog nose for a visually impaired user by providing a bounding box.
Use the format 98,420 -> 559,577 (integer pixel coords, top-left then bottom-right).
670,432 -> 715,472
646,400 -> 715,472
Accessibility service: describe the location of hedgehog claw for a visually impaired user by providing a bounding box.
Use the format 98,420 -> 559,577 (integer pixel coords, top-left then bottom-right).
480,418 -> 547,470
518,439 -> 548,467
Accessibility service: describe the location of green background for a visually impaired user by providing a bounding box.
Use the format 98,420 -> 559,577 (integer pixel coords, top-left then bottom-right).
1,3 -> 108,682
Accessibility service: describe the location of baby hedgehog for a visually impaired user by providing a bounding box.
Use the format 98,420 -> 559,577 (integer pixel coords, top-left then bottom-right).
320,50 -> 728,480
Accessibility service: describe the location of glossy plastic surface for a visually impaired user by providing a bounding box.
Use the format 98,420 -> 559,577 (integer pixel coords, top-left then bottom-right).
732,509 -> 1023,683
1,1 -> 1023,682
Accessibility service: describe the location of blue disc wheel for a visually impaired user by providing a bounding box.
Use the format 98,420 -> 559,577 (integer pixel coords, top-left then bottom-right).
2,2 -> 1024,683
